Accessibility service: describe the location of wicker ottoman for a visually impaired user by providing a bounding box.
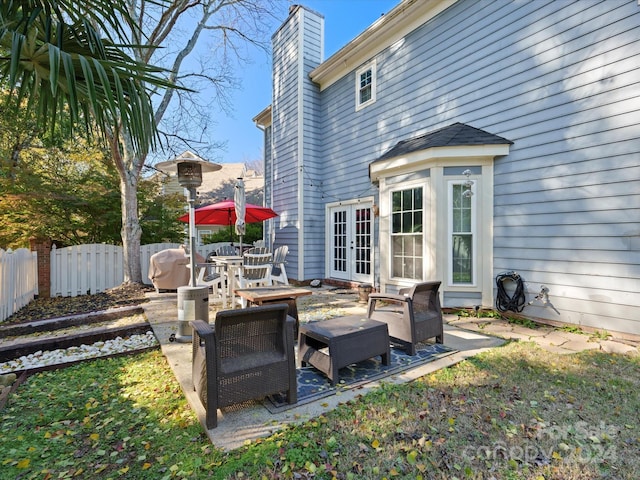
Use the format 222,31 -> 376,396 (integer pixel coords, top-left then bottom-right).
298,315 -> 390,385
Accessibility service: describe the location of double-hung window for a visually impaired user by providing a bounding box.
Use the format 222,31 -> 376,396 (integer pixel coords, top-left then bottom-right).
449,181 -> 476,285
355,61 -> 376,110
391,186 -> 423,279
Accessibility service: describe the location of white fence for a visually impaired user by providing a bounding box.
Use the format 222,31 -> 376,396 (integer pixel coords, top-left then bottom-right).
51,243 -> 125,297
0,242 -> 241,321
50,242 -> 235,297
0,248 -> 38,322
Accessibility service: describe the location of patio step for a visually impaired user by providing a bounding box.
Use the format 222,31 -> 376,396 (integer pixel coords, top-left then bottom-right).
0,306 -> 154,363
0,305 -> 143,338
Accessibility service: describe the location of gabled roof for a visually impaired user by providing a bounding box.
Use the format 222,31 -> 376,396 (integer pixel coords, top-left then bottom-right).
310,0 -> 459,91
377,123 -> 513,161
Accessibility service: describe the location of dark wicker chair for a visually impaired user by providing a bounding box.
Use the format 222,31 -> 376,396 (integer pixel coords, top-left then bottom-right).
190,304 -> 297,429
367,281 -> 444,356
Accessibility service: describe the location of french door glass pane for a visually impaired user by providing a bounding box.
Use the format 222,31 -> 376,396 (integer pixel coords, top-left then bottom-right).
333,210 -> 347,272
355,207 -> 371,275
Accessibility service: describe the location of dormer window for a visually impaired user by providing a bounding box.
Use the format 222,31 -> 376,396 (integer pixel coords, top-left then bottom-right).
356,61 -> 376,110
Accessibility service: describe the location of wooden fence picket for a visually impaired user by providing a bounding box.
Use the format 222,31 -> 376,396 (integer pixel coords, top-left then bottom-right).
0,248 -> 38,322
1,241 -> 243,321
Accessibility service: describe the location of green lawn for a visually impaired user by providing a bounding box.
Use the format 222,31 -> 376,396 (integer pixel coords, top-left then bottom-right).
2,342 -> 638,479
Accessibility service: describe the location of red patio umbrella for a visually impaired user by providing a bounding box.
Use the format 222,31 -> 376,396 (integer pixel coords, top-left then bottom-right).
178,200 -> 278,242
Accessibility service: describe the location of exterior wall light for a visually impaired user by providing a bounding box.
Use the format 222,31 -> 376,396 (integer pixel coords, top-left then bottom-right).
462,169 -> 474,198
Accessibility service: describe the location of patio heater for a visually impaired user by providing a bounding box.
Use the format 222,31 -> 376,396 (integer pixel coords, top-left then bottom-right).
158,156 -> 221,342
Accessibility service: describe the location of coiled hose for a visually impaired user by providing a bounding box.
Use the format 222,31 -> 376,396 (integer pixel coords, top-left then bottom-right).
495,271 -> 526,313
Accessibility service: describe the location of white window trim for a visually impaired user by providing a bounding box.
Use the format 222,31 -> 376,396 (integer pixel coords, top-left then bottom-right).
374,151 -> 503,304
447,179 -> 478,287
198,229 -> 212,245
355,61 -> 376,111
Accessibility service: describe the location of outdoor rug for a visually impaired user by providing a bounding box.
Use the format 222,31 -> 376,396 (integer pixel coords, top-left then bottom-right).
265,342 -> 456,413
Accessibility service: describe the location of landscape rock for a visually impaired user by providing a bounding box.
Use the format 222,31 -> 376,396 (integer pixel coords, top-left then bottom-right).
0,331 -> 158,373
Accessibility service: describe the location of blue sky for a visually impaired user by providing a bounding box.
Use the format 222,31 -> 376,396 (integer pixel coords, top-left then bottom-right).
215,0 -> 400,165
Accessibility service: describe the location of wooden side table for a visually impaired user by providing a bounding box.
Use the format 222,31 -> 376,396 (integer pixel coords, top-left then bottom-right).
298,315 -> 390,385
233,286 -> 312,335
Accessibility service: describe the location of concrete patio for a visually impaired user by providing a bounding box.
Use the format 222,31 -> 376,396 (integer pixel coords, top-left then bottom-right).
142,287 -> 637,451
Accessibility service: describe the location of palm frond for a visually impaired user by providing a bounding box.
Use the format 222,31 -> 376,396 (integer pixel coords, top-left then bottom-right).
0,0 -> 174,154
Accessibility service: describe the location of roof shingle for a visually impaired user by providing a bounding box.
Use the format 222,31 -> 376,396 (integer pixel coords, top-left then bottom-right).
377,123 -> 513,161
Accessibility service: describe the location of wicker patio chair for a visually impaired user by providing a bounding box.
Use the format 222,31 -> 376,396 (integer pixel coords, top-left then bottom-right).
367,281 -> 444,355
190,304 -> 297,429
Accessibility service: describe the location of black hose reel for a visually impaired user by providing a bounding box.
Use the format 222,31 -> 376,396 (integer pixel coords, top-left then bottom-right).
495,271 -> 526,313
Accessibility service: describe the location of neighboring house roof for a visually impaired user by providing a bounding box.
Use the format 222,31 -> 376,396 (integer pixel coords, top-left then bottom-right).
376,123 -> 513,161
198,163 -> 262,196
152,151 -> 263,200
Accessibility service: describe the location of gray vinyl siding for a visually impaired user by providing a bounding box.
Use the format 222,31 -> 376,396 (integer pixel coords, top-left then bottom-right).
304,0 -> 639,333
271,7 -> 325,280
300,9 -> 324,279
271,12 -> 301,276
486,0 -> 640,334
317,76 -> 382,198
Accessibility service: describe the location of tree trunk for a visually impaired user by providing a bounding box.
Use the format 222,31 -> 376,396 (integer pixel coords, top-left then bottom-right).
110,131 -> 144,284
120,172 -> 142,284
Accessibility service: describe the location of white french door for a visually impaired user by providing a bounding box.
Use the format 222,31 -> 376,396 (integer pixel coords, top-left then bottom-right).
328,202 -> 373,283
